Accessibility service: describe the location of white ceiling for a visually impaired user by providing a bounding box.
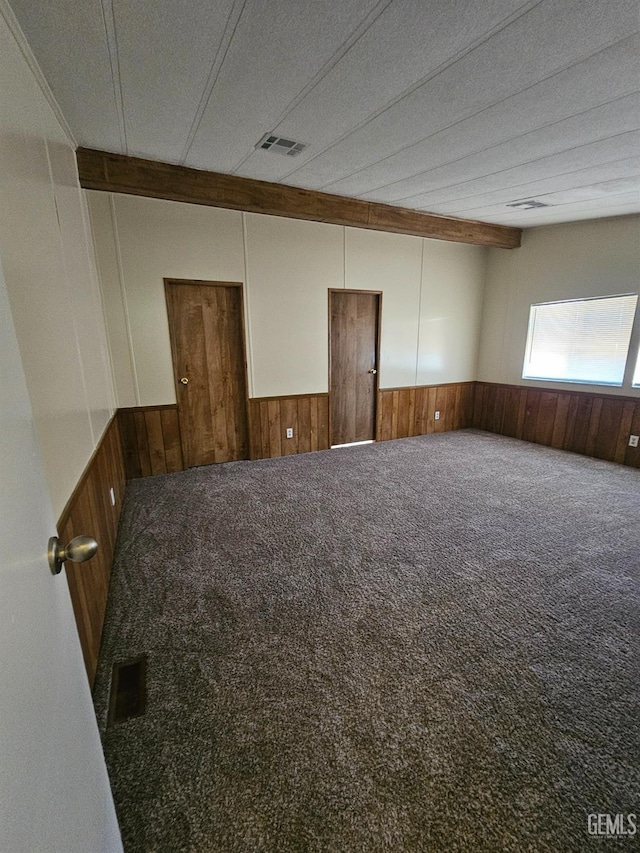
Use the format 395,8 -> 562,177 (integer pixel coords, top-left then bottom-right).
9,0 -> 640,228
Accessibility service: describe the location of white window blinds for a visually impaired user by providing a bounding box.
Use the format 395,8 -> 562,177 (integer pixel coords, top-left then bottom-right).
522,294 -> 638,386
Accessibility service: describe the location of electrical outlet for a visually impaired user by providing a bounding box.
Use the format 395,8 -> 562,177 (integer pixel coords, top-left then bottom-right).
286,427 -> 294,439
434,411 -> 440,420
629,435 -> 639,448
109,487 -> 116,506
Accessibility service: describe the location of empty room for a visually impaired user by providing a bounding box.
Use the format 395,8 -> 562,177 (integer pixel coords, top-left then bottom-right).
1,0 -> 638,851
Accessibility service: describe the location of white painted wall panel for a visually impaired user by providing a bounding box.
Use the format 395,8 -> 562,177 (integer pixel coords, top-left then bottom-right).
417,241 -> 487,385
89,194 -> 488,403
0,10 -> 114,516
345,228 -> 422,388
478,215 -> 640,396
48,141 -> 113,439
112,195 -> 245,405
244,214 -> 344,397
86,191 -> 138,408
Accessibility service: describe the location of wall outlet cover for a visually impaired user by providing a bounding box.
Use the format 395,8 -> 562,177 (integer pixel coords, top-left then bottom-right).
629,435 -> 639,447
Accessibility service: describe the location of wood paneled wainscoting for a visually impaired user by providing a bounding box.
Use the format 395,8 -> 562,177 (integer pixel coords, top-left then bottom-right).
118,387 -> 473,471
57,414 -> 126,685
473,382 -> 640,468
118,405 -> 184,479
248,394 -> 330,459
118,395 -> 331,470
377,382 -> 475,441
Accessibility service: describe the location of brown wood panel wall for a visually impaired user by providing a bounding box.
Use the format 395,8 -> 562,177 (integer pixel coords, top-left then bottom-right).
248,394 -> 330,459
473,382 -> 640,468
377,382 -> 475,441
57,414 -> 126,686
118,405 -> 184,479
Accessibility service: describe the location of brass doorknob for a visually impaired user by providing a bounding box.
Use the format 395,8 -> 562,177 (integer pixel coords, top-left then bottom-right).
48,535 -> 98,575
368,368 -> 377,375
180,377 -> 189,385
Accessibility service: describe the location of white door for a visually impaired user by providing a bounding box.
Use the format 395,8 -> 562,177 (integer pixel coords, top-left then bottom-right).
0,259 -> 122,852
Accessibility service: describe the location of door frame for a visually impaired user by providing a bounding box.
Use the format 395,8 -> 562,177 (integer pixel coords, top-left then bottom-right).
328,288 -> 383,447
163,278 -> 252,465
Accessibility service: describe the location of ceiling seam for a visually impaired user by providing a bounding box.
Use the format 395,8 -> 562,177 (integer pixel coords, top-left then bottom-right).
317,35 -> 640,195
277,0 -> 546,182
438,162 -> 640,215
392,129 -> 640,209
364,90 -> 640,203
179,0 -> 248,165
100,0 -> 127,153
230,0 -> 395,174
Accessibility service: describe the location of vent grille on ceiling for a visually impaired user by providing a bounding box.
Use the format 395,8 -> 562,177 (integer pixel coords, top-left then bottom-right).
257,133 -> 307,156
506,199 -> 551,210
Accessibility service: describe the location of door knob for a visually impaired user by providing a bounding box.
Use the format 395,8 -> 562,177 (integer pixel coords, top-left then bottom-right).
180,377 -> 189,385
368,368 -> 377,375
48,535 -> 98,575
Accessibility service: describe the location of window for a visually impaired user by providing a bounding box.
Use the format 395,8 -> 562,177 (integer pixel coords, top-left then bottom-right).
522,294 -> 638,386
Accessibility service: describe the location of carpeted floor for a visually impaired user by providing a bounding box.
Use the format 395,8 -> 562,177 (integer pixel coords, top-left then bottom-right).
93,430 -> 640,852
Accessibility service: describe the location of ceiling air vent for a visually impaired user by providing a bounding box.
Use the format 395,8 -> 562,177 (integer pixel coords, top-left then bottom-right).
257,133 -> 307,156
506,199 -> 551,210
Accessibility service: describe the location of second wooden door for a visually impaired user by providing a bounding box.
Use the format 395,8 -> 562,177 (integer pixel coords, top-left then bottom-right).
330,290 -> 381,446
165,280 -> 249,467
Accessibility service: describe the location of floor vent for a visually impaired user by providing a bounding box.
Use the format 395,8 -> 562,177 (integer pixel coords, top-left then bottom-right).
108,655 -> 147,725
256,133 -> 307,156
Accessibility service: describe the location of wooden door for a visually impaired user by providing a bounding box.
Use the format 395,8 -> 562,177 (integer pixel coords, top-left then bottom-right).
330,290 -> 381,445
165,280 -> 249,467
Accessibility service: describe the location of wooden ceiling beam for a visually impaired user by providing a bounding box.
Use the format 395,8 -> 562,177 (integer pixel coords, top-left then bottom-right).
76,148 -> 521,249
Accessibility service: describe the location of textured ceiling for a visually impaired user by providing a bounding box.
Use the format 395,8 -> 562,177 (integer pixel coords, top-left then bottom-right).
8,0 -> 640,228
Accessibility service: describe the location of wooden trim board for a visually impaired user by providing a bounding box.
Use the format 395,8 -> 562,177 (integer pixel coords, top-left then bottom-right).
76,148 -> 522,249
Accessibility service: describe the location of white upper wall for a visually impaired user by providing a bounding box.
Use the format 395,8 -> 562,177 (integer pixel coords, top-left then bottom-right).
89,193 -> 246,406
418,240 -> 486,387
0,4 -> 115,516
345,228 -> 423,389
87,192 -> 487,403
246,214 -> 343,397
478,215 -> 640,396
